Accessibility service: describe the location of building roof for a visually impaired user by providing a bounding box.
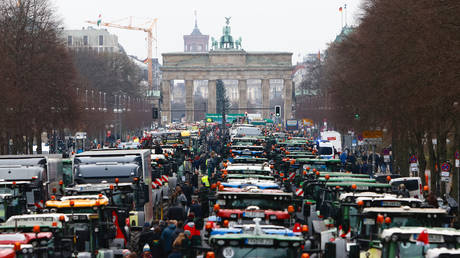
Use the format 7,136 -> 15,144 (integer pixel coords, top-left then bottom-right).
191,24 -> 202,36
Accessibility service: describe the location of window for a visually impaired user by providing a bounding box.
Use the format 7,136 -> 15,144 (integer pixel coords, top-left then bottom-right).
98,35 -> 103,46
83,35 -> 88,46
67,36 -> 72,46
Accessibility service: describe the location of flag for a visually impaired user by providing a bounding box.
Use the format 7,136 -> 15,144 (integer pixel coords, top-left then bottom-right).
97,14 -> 102,26
339,7 -> 343,12
416,229 -> 429,246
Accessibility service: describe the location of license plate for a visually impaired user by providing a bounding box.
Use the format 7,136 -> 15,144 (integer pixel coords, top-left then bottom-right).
381,201 -> 400,207
243,212 -> 265,218
428,234 -> 443,242
246,238 -> 273,245
356,186 -> 369,190
364,218 -> 375,225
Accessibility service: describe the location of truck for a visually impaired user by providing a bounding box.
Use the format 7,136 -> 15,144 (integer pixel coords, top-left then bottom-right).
0,155 -> 63,212
72,149 -> 153,250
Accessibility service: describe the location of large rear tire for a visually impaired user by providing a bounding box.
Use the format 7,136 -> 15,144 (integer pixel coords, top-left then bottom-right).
128,228 -> 142,254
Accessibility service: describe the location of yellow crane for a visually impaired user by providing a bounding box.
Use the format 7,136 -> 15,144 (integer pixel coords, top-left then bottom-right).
86,17 -> 158,90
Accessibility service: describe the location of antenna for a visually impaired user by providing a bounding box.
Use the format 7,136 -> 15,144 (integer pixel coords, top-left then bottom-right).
194,10 -> 198,28
344,4 -> 348,26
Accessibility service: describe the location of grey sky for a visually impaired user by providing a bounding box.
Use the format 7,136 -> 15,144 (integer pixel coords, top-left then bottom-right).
52,0 -> 363,63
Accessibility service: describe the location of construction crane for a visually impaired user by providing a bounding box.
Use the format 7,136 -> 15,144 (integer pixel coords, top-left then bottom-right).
86,17 -> 158,91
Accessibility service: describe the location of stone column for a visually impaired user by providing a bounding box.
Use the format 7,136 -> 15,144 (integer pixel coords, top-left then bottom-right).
161,80 -> 172,123
238,79 -> 247,113
207,80 -> 216,114
261,79 -> 270,118
283,79 -> 293,121
185,80 -> 194,122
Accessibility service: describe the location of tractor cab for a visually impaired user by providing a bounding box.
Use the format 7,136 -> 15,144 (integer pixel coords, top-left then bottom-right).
0,213 -> 69,256
212,187 -> 295,227
356,207 -> 449,252
205,218 -> 306,258
45,195 -> 120,256
379,227 -> 460,258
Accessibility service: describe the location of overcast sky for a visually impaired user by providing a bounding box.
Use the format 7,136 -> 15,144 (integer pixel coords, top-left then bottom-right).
52,0 -> 364,63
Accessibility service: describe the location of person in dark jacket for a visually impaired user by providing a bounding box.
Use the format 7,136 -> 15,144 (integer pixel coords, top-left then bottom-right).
190,199 -> 203,218
171,221 -> 184,241
139,222 -> 154,253
182,181 -> 193,205
151,226 -> 163,258
191,171 -> 199,190
160,221 -> 176,256
397,184 -> 410,198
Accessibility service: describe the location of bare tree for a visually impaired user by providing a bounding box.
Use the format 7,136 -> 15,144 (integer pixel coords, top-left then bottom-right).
0,0 -> 80,154
322,0 -> 460,193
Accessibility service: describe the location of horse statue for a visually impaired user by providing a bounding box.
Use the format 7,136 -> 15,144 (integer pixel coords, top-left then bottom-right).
211,37 -> 218,50
235,37 -> 242,49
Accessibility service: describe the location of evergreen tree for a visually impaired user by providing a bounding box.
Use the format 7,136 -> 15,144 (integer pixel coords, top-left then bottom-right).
216,80 -> 230,138
216,80 -> 230,115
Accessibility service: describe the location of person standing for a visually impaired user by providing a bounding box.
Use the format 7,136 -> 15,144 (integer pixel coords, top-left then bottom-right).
160,221 -> 177,256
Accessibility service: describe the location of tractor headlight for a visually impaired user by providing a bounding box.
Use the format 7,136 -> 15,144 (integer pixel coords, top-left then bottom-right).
391,235 -> 398,242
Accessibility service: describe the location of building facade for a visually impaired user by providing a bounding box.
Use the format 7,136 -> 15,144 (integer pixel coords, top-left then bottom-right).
62,27 -> 123,54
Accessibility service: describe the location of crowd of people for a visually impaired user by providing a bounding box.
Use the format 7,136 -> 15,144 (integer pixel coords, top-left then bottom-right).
340,148 -> 393,175
123,129 -> 227,257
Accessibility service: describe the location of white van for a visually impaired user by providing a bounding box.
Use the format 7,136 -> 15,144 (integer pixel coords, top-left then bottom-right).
320,131 -> 342,153
318,141 -> 336,159
390,177 -> 424,200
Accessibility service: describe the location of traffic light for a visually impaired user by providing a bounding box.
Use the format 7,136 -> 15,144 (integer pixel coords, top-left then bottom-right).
152,107 -> 158,119
354,113 -> 360,120
275,106 -> 281,117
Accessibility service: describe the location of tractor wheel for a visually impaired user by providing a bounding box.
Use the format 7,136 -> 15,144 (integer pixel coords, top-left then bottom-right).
128,228 -> 142,254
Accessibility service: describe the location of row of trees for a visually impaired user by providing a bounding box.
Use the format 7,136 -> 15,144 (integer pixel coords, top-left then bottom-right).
317,0 -> 460,194
0,0 -> 79,154
71,49 -> 151,141
0,0 -> 150,154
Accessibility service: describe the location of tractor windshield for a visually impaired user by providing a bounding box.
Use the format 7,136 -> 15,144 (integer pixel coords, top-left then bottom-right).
215,246 -> 300,258
220,194 -> 290,210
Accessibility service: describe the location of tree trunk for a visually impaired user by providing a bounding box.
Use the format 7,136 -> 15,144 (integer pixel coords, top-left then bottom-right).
36,130 -> 42,154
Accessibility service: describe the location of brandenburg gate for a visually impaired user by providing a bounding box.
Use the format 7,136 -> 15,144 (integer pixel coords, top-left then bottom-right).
160,18 -> 293,123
